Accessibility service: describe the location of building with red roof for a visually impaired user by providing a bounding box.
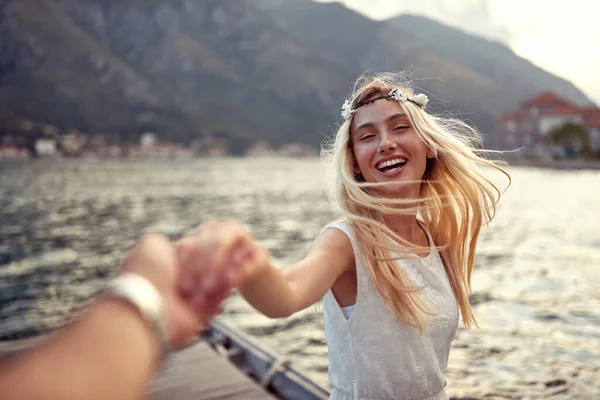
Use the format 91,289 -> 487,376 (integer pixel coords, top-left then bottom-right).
499,91 -> 600,152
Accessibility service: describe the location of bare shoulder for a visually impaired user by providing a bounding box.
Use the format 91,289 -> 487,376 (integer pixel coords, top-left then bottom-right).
307,226 -> 355,273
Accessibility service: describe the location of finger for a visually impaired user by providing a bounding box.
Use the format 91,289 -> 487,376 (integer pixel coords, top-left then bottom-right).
190,270 -> 230,309
178,267 -> 197,300
169,300 -> 204,349
175,220 -> 252,313
225,242 -> 255,287
190,271 -> 233,319
176,236 -> 208,298
176,234 -> 213,269
181,223 -> 247,288
229,239 -> 253,265
177,222 -> 232,273
178,233 -> 230,296
204,222 -> 249,277
231,237 -> 269,286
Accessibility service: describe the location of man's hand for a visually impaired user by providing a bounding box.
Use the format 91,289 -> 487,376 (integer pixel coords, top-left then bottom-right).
120,221 -> 267,350
120,234 -> 231,349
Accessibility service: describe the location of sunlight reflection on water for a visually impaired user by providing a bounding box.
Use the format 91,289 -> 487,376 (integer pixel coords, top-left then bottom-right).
0,158 -> 598,399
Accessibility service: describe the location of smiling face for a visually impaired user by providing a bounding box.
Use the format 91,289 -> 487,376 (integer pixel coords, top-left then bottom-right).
350,96 -> 431,197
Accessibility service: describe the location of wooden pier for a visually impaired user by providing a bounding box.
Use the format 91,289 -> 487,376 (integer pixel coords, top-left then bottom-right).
149,341 -> 276,400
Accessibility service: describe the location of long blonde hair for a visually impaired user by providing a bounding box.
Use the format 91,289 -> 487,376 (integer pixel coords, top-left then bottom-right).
322,72 -> 510,332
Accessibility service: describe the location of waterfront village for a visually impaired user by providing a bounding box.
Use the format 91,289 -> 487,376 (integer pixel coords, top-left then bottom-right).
0,129 -> 319,161
2,91 -> 600,162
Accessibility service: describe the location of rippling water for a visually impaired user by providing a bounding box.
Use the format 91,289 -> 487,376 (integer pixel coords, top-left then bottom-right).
1,158 -> 599,399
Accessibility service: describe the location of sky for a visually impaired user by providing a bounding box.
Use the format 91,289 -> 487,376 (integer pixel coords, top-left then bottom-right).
316,0 -> 600,105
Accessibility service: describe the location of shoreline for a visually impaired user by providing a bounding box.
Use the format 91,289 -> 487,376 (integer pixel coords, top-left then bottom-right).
2,155 -> 600,171
505,158 -> 600,170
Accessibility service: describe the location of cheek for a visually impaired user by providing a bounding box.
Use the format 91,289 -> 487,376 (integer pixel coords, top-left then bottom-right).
414,144 -> 430,176
352,144 -> 371,173
409,136 -> 429,163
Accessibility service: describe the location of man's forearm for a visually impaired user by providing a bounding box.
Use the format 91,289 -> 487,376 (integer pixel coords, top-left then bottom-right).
0,297 -> 160,400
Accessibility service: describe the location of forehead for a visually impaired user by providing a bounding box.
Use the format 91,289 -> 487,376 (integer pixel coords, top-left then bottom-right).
351,99 -> 406,132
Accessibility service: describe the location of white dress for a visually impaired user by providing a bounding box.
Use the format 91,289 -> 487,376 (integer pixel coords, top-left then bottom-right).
322,219 -> 459,400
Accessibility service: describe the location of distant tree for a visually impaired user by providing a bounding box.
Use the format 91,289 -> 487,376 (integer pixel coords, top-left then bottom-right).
546,122 -> 590,156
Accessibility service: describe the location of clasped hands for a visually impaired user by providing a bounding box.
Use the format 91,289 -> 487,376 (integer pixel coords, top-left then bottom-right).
119,219 -> 268,350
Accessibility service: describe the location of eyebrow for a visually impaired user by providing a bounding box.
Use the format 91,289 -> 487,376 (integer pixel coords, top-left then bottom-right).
354,113 -> 407,133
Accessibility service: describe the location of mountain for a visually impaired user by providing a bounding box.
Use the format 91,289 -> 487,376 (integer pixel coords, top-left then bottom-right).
0,0 -> 593,150
255,0 -> 592,138
0,0 -> 352,151
387,15 -> 591,106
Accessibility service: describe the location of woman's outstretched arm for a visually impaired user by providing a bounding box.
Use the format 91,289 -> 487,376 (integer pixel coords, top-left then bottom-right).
179,220 -> 355,318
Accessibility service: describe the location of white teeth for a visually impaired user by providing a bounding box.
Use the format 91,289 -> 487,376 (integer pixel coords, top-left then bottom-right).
377,158 -> 406,169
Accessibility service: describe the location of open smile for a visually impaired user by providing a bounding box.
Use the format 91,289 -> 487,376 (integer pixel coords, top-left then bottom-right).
375,157 -> 407,176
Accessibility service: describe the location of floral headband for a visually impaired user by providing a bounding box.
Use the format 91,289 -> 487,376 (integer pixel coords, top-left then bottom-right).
341,88 -> 429,121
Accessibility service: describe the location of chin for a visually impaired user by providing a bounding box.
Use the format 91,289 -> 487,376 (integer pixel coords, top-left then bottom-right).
375,178 -> 421,199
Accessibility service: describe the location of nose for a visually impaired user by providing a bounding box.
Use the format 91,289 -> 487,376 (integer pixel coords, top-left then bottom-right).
377,132 -> 397,154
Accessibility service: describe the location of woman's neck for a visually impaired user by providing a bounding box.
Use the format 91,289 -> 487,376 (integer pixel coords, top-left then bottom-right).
383,214 -> 422,243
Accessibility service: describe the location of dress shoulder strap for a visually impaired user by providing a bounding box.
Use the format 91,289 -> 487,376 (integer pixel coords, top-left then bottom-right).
320,218 -> 369,289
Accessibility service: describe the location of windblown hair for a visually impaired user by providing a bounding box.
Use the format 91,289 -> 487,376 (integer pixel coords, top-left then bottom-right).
322,72 -> 510,332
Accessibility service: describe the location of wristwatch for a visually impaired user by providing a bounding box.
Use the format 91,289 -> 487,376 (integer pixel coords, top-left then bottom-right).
106,273 -> 170,357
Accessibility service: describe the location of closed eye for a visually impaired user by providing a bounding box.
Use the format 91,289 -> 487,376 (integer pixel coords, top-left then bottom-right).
360,134 -> 376,141
393,125 -> 409,131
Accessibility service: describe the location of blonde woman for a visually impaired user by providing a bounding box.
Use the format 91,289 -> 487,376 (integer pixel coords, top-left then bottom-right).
194,72 -> 509,400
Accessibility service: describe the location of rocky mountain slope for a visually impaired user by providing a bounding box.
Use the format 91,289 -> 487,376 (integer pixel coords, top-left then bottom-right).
0,0 -> 592,149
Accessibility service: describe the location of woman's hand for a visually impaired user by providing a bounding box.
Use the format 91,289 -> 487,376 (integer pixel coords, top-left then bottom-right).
176,219 -> 271,299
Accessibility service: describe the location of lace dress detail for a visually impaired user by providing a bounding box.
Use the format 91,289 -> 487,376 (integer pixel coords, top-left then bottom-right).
322,219 -> 459,400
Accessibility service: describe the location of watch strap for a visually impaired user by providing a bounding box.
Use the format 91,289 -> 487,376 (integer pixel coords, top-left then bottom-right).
106,273 -> 170,357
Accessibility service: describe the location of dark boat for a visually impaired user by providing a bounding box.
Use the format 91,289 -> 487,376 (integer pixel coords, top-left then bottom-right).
202,319 -> 330,400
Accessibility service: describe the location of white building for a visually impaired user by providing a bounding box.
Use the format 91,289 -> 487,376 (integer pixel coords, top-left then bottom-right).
35,138 -> 58,156
140,132 -> 157,149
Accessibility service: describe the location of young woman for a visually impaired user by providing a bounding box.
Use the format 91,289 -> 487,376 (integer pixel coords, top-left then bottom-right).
196,72 -> 509,399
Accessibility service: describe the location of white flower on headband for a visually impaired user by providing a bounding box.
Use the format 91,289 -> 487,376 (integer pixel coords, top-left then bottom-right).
341,99 -> 354,121
340,89 -> 428,121
389,88 -> 407,102
412,93 -> 429,107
